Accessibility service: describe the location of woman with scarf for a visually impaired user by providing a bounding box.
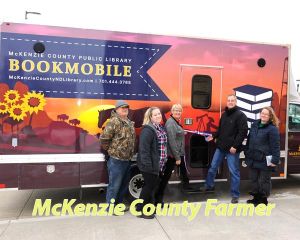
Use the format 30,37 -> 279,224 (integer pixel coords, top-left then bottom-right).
137,107 -> 167,219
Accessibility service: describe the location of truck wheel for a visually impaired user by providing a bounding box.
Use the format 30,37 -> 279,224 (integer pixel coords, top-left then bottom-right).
127,166 -> 144,201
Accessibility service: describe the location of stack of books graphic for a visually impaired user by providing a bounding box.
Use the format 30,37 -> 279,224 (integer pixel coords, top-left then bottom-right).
234,85 -> 273,129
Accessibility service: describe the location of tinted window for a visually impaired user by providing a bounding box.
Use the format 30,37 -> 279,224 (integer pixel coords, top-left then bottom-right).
192,75 -> 212,109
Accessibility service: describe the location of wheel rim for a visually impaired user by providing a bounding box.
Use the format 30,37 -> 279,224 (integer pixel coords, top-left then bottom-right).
128,173 -> 144,199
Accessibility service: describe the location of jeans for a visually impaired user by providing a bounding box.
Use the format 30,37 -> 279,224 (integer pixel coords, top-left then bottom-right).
106,157 -> 131,204
205,148 -> 240,198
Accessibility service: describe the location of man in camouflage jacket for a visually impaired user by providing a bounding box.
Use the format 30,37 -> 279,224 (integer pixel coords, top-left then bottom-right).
100,100 -> 136,205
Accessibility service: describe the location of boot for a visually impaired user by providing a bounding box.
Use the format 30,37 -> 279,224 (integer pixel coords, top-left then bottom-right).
246,193 -> 260,205
137,213 -> 155,219
259,196 -> 268,206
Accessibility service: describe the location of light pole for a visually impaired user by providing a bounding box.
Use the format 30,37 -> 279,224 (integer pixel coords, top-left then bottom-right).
25,11 -> 41,20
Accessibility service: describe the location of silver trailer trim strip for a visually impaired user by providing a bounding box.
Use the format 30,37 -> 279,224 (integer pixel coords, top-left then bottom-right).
169,179 -> 227,184
0,188 -> 18,191
239,150 -> 286,158
0,154 -> 106,163
271,176 -> 286,179
81,184 -> 108,188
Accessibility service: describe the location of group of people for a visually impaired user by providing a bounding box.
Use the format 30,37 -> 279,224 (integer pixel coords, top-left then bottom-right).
201,94 -> 280,207
100,94 -> 280,219
100,100 -> 189,218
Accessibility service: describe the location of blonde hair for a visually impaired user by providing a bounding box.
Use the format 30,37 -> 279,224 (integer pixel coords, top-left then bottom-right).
143,107 -> 160,125
171,104 -> 183,112
261,106 -> 280,128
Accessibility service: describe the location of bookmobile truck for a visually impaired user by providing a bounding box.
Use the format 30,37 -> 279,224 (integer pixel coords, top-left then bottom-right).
0,22 -> 300,199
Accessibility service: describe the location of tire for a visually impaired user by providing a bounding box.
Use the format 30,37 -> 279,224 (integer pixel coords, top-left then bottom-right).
127,165 -> 144,202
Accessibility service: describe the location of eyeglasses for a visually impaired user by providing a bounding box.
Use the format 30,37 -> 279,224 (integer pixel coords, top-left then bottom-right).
260,112 -> 270,116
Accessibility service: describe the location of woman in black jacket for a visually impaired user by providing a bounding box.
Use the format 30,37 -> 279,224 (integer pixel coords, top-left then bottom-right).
137,107 -> 167,219
245,106 -> 280,206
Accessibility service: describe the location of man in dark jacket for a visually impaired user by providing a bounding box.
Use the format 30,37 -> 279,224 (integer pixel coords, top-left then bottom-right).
203,94 -> 248,203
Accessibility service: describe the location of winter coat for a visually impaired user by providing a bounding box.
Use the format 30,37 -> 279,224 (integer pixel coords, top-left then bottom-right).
213,106 -> 248,152
137,124 -> 160,175
100,110 -> 135,161
165,116 -> 185,160
245,120 -> 280,171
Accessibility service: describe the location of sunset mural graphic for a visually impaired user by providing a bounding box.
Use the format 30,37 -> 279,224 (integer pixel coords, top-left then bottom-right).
0,22 -> 288,154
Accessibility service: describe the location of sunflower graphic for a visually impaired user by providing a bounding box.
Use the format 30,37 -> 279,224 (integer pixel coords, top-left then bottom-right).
8,104 -> 27,121
0,102 -> 9,114
4,90 -> 20,104
22,91 -> 46,114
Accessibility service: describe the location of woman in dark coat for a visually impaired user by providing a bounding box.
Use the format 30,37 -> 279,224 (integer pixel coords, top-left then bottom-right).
245,106 -> 280,206
137,107 -> 167,219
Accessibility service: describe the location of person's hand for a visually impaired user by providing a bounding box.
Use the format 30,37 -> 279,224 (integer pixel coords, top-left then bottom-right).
205,135 -> 213,142
269,163 -> 276,167
229,147 -> 237,154
176,160 -> 181,165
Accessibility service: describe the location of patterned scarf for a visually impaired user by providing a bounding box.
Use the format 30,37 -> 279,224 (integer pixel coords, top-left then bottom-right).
154,124 -> 168,173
